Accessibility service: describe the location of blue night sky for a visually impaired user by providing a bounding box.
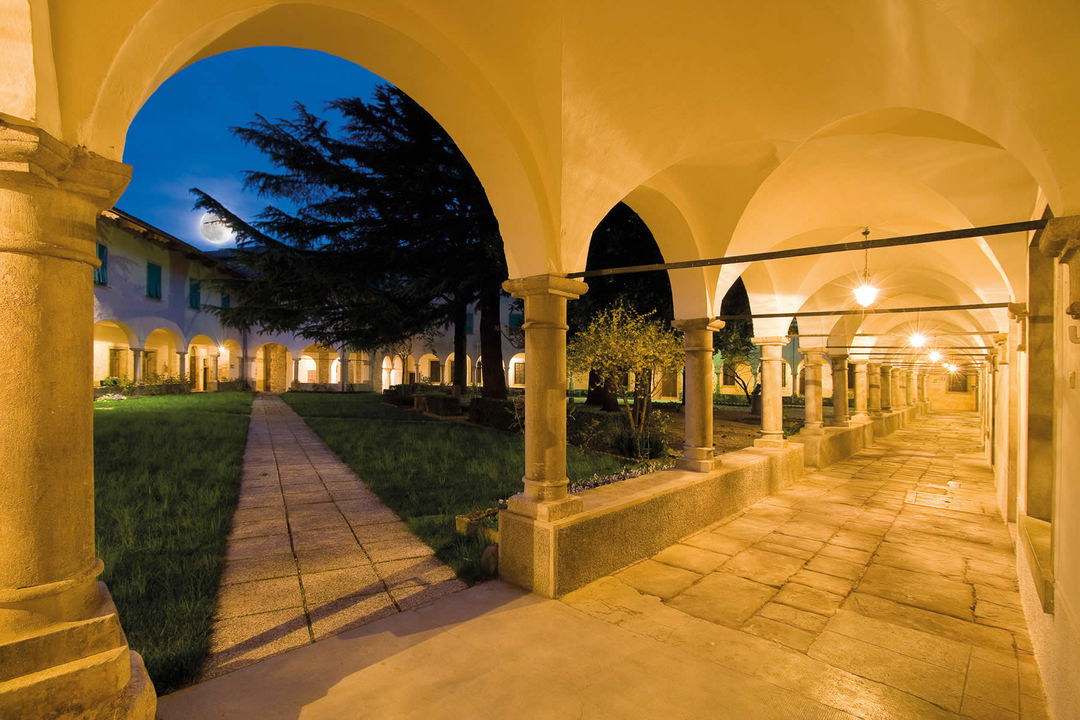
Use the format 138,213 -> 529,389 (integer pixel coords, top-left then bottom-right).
118,47 -> 384,250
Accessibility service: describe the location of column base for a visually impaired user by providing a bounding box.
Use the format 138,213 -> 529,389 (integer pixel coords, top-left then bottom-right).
851,412 -> 870,422
830,420 -> 851,428
676,456 -> 719,472
0,583 -> 156,720
506,492 -> 582,522
802,423 -> 824,436
754,436 -> 788,448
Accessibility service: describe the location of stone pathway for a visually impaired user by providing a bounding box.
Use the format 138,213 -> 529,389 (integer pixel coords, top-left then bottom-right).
205,394 -> 465,678
564,412 -> 1049,719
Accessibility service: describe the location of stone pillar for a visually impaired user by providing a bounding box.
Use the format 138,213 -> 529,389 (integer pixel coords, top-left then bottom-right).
868,362 -> 882,416
131,347 -> 144,383
831,353 -> 850,426
890,366 -> 902,410
753,337 -> 789,447
919,371 -> 928,402
880,365 -> 894,411
907,369 -> 918,407
340,350 -> 350,391
502,275 -> 588,519
673,318 -> 724,472
317,350 -> 330,384
851,360 -> 870,421
177,351 -> 187,384
292,357 -> 302,386
800,348 -> 825,435
0,123 -> 155,717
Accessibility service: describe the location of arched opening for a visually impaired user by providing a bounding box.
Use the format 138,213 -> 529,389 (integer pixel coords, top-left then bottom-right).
143,327 -> 182,379
220,339 -> 243,382
92,320 -> 137,384
186,334 -> 219,392
507,352 -> 526,389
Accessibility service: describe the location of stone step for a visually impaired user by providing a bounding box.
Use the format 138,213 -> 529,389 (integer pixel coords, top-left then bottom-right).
0,644 -> 129,720
0,599 -> 125,683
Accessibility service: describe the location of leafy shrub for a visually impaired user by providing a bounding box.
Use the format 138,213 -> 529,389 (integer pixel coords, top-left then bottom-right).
416,393 -> 462,416
567,405 -> 669,459
467,397 -> 520,431
383,383 -> 425,406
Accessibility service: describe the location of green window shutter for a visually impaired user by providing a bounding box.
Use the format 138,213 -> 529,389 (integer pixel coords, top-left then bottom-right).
188,280 -> 201,310
94,244 -> 108,285
146,263 -> 162,299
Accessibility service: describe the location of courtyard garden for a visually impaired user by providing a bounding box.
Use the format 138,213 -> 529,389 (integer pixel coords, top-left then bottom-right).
93,391 -> 254,692
282,392 -> 638,580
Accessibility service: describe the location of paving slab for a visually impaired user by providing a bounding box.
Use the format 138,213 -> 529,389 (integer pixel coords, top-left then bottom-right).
203,393 -> 464,679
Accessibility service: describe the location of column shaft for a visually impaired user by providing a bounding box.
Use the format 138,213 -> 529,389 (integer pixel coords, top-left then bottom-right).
0,122 -> 154,717
831,354 -> 850,426
503,275 -> 588,520
177,351 -> 187,383
880,365 -> 893,411
868,362 -> 882,415
801,349 -> 825,435
131,348 -> 144,383
673,319 -> 724,471
852,360 -> 869,421
753,337 -> 788,447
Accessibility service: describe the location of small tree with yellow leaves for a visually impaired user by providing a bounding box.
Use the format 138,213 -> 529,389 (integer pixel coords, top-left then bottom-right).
567,303 -> 684,453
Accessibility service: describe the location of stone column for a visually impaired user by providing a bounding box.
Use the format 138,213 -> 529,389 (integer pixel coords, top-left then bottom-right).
890,366 -> 902,410
673,318 -> 724,472
0,124 -> 154,717
131,347 -> 144,383
831,353 -> 850,426
292,356 -> 302,386
880,365 -> 894,411
317,350 -> 330,384
919,371 -> 928,402
340,350 -> 350,391
851,360 -> 869,421
502,275 -> 588,519
753,337 -> 789,447
800,348 -> 825,435
868,362 -> 882,416
177,351 -> 187,384
907,369 -> 918,407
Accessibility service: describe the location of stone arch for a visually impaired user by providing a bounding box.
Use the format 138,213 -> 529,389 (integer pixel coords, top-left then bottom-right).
69,2 -> 554,277
143,327 -> 182,378
92,320 -> 138,383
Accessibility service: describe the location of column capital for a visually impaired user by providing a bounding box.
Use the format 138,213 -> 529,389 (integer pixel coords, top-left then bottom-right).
829,352 -> 849,363
851,358 -> 869,367
1,122 -> 131,267
751,336 -> 788,347
799,347 -> 826,360
502,274 -> 588,300
672,317 -> 725,333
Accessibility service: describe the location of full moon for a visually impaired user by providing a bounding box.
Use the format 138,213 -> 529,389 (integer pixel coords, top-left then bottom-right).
199,212 -> 236,246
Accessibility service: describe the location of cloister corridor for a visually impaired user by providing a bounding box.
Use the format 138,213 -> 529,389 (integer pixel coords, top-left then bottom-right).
158,411 -> 1045,720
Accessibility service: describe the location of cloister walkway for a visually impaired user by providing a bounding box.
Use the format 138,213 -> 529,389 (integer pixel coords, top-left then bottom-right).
160,411 -> 1047,719
203,394 -> 465,678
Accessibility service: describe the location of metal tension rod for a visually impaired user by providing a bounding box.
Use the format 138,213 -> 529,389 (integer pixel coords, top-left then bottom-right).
568,219 -> 1046,279
790,331 -> 999,337
826,345 -> 990,350
715,301 -> 1009,321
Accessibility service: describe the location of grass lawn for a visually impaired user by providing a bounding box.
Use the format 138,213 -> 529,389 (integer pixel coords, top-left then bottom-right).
94,391 -> 254,693
282,392 -> 631,582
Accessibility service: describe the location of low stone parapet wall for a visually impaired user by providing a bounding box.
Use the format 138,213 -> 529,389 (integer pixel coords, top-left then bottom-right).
796,420 -> 875,469
499,442 -> 804,597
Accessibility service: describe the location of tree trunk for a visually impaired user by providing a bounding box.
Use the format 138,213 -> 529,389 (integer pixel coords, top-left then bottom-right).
452,298 -> 468,398
479,283 -> 507,399
585,369 -> 619,411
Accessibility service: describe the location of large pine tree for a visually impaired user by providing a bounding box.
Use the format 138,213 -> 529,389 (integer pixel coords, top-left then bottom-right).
193,85 -> 507,397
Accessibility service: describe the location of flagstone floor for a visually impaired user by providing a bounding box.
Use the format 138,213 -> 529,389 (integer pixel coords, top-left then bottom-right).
564,412 -> 1048,720
203,393 -> 465,678
161,410 -> 1049,720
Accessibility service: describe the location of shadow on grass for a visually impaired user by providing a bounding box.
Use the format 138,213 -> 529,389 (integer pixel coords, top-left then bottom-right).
282,392 -> 630,582
94,391 -> 254,693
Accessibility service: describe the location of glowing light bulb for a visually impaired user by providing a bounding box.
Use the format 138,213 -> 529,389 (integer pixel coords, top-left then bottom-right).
853,283 -> 879,307
928,350 -> 942,363
908,332 -> 927,348
217,345 -> 227,354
